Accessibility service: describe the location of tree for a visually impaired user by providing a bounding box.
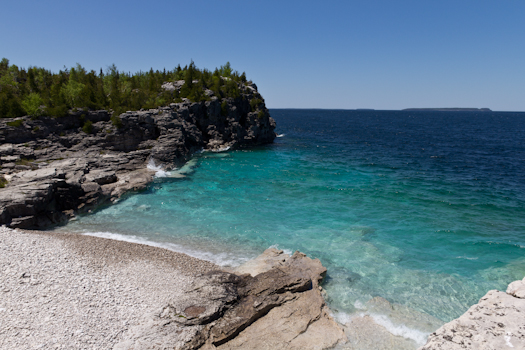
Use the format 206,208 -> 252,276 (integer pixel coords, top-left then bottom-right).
21,92 -> 45,117
0,58 -> 248,117
219,62 -> 232,77
0,58 -> 9,73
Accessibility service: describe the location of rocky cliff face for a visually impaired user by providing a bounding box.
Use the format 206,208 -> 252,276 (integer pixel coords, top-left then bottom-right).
0,87 -> 276,229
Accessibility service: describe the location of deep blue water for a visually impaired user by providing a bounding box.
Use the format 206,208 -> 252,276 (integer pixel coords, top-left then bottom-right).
57,109 -> 525,337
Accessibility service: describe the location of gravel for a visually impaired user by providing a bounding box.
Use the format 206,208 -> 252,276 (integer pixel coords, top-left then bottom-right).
0,226 -> 220,349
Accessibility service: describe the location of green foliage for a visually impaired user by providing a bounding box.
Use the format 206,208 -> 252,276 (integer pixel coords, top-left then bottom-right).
6,119 -> 23,127
0,58 -> 257,120
250,98 -> 262,112
47,105 -> 69,118
22,92 -> 45,117
15,158 -> 35,166
82,120 -> 93,134
221,100 -> 228,117
219,62 -> 232,77
111,115 -> 123,129
257,110 -> 265,119
0,175 -> 8,188
222,79 -> 240,99
61,79 -> 86,107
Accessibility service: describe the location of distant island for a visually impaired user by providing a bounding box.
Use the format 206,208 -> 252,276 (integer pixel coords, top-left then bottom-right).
403,108 -> 492,112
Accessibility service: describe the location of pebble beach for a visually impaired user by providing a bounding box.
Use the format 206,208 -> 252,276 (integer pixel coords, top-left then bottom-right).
0,226 -> 219,349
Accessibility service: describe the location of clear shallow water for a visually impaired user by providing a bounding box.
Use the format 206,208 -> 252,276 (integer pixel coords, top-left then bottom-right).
57,109 -> 525,336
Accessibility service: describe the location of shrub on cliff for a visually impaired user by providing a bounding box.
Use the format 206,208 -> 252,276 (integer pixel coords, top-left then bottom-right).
82,120 -> 93,134
6,119 -> 24,127
221,100 -> 228,117
111,115 -> 123,129
0,175 -> 8,188
250,98 -> 263,112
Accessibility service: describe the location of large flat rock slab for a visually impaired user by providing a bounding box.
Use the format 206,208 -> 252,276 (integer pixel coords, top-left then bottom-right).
418,282 -> 525,350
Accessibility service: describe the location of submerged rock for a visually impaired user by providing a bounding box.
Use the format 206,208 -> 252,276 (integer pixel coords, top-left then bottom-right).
114,248 -> 346,350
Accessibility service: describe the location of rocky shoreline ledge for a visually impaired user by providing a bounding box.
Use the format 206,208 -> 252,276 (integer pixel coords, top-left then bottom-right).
2,228 -> 525,349
0,82 -> 275,229
0,226 -> 347,349
418,278 -> 525,349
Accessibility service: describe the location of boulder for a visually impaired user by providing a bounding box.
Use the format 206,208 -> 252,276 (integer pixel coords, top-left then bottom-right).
506,277 -> 525,299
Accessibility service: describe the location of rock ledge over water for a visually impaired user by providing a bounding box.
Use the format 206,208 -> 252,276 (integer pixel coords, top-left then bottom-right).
418,277 -> 525,349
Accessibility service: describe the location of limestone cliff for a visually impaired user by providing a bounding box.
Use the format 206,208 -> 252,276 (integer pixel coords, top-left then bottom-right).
0,84 -> 275,229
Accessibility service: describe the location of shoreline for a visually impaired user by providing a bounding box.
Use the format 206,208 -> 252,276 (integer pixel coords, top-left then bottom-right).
0,225 -> 438,350
1,226 -> 348,349
50,225 -> 256,269
4,226 -> 522,349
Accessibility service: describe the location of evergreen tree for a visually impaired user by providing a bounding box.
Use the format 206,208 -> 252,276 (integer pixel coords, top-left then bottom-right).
0,59 -> 251,118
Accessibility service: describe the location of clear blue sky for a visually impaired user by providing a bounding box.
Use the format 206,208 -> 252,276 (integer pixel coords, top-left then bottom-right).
2,0 -> 524,111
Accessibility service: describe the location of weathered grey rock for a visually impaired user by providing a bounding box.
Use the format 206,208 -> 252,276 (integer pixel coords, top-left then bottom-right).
418,279 -> 525,350
84,168 -> 117,185
0,83 -> 275,229
506,277 -> 525,299
9,167 -> 66,184
115,249 -> 346,350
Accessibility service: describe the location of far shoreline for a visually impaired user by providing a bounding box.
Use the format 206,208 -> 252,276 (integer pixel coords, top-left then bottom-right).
269,108 -> 525,113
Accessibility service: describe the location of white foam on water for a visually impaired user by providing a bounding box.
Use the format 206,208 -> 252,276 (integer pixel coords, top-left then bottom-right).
455,256 -> 479,260
353,300 -> 366,310
212,145 -> 230,152
369,314 -> 429,346
276,134 -> 285,138
333,311 -> 429,346
334,311 -> 354,325
268,244 -> 293,255
147,159 -> 171,178
77,231 -> 250,267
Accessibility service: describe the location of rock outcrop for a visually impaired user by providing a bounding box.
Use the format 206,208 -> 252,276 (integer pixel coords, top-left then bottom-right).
418,277 -> 525,349
0,85 -> 275,229
114,248 -> 347,350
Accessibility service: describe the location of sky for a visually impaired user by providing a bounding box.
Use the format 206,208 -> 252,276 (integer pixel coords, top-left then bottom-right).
2,0 -> 524,111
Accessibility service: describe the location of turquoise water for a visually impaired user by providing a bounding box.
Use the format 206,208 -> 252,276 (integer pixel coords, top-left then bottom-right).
57,109 -> 525,334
